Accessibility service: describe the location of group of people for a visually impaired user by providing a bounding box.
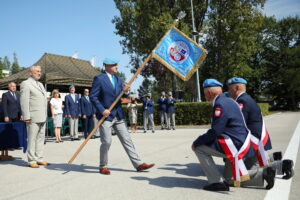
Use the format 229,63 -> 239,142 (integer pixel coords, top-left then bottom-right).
126,91 -> 176,134
0,57 -> 295,193
192,78 -> 294,191
49,87 -> 99,143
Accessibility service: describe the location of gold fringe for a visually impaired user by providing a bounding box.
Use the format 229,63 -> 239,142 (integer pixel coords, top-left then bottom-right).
240,174 -> 250,182
234,181 -> 241,187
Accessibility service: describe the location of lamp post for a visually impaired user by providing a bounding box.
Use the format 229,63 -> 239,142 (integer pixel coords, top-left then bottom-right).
190,0 -> 202,102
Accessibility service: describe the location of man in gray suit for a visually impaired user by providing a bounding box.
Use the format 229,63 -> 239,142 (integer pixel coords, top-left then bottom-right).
20,65 -> 49,168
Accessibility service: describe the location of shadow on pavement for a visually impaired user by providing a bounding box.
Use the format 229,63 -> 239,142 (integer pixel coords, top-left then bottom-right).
132,176 -> 206,189
44,163 -> 137,174
158,163 -> 205,177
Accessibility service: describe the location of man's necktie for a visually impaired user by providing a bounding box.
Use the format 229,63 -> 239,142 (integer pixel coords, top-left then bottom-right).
12,92 -> 16,100
112,75 -> 116,89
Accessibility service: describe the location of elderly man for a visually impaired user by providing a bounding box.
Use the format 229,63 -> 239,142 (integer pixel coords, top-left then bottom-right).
20,66 -> 48,168
2,82 -> 22,122
192,79 -> 276,191
227,77 -> 294,179
65,85 -> 81,140
90,57 -> 154,175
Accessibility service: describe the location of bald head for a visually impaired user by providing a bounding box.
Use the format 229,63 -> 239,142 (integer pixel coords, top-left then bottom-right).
204,86 -> 223,102
228,83 -> 246,99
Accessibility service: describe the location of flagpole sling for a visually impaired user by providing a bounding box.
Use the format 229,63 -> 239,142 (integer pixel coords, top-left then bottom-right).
68,54 -> 152,164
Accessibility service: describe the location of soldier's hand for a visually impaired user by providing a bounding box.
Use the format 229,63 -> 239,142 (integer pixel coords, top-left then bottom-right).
82,115 -> 86,119
102,110 -> 110,118
123,83 -> 130,93
4,117 -> 9,122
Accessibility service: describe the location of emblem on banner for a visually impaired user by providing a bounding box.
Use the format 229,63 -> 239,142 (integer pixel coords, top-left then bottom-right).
168,41 -> 190,64
152,27 -> 207,81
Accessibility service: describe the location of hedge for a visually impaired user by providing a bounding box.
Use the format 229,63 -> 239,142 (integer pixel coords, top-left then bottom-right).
122,102 -> 269,126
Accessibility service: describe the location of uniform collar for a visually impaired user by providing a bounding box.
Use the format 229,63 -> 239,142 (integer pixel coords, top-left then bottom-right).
212,94 -> 220,107
235,92 -> 246,101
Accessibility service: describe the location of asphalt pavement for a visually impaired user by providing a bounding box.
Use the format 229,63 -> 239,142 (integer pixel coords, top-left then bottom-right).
0,111 -> 299,200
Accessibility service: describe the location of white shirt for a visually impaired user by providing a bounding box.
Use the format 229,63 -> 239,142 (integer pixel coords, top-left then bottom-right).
50,98 -> 63,114
105,71 -> 114,84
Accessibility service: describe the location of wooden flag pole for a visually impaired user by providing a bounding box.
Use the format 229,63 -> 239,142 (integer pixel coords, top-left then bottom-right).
68,54 -> 152,164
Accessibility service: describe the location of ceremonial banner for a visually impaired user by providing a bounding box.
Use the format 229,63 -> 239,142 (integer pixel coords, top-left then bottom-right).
152,27 -> 207,81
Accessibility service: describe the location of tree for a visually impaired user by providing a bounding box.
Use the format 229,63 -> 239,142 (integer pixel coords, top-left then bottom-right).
137,78 -> 157,98
113,0 -> 209,100
3,56 -> 11,71
259,17 -> 300,109
113,0 -> 266,101
0,57 -> 5,78
11,52 -> 22,74
200,0 -> 265,85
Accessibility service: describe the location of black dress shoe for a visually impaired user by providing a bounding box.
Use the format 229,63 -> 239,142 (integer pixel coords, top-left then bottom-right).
264,167 -> 276,190
203,182 -> 229,191
273,152 -> 282,161
282,159 -> 294,179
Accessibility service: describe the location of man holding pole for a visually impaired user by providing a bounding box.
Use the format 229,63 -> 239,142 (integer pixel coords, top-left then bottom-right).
90,57 -> 154,175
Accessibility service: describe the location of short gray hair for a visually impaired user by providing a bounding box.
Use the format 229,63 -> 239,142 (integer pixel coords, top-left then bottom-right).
29,65 -> 41,72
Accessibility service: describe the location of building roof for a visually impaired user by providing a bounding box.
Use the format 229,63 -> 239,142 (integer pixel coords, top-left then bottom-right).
0,53 -> 100,90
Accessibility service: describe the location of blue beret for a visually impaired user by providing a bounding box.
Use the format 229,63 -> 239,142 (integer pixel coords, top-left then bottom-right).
203,79 -> 223,88
69,85 -> 75,89
103,57 -> 119,65
227,77 -> 247,86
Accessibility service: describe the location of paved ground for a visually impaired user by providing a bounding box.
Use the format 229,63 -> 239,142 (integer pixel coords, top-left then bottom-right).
0,111 -> 299,200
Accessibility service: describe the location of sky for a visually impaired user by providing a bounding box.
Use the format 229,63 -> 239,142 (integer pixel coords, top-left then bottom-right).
0,0 -> 299,92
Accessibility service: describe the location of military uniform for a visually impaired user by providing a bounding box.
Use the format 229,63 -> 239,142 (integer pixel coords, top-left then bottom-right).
228,77 -> 293,180
193,79 -> 257,190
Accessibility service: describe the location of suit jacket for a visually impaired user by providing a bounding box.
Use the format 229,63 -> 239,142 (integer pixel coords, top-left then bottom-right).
80,96 -> 96,117
141,97 -> 154,114
64,94 -> 81,118
236,92 -> 272,150
193,93 -> 254,158
90,73 -> 124,121
166,98 -> 176,114
157,97 -> 167,112
2,91 -> 22,119
20,77 -> 47,123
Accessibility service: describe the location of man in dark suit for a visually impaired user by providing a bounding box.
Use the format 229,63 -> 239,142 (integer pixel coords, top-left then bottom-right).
90,57 -> 154,175
64,85 -> 81,140
2,82 -> 22,122
80,88 -> 96,139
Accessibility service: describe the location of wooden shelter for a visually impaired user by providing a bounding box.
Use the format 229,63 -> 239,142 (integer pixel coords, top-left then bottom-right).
0,53 -> 100,93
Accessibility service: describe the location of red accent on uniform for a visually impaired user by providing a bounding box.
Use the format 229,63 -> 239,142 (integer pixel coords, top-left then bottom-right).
214,107 -> 222,117
239,103 -> 244,110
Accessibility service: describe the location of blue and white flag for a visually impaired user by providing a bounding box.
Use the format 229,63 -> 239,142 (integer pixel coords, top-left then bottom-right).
152,27 -> 207,81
